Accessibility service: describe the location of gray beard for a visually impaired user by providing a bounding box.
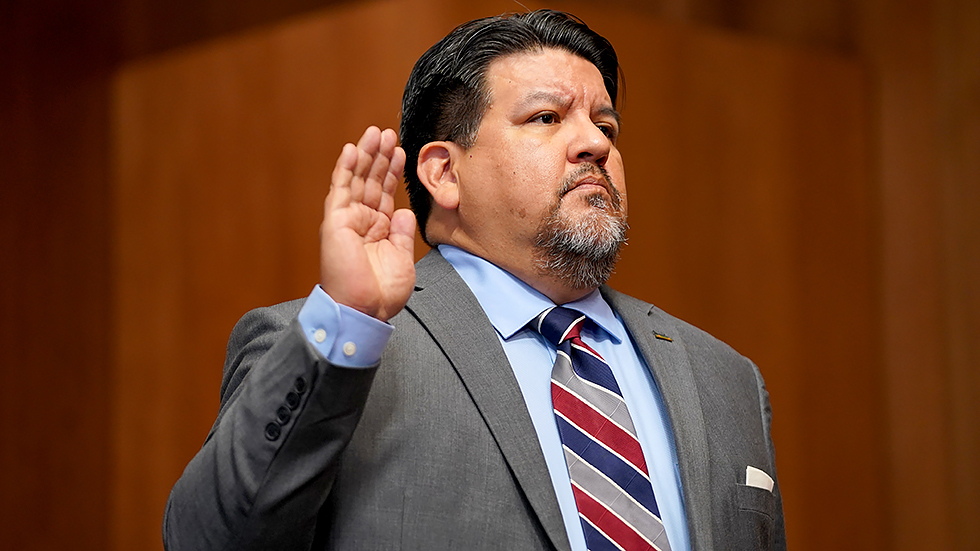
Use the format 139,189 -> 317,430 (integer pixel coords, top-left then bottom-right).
534,166 -> 628,292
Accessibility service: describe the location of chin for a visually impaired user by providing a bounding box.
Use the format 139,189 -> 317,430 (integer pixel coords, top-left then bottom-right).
533,202 -> 628,290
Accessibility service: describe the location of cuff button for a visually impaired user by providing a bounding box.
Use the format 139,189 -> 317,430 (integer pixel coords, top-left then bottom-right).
342,341 -> 356,357
264,422 -> 282,441
276,406 -> 291,425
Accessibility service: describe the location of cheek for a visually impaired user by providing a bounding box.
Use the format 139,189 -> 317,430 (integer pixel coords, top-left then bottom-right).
607,154 -> 627,192
524,151 -> 565,185
505,158 -> 560,202
504,135 -> 556,176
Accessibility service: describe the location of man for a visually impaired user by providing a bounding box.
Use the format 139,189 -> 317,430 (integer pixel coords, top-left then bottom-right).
164,10 -> 786,551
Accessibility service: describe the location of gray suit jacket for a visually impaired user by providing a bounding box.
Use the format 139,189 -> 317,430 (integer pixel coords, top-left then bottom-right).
164,250 -> 786,550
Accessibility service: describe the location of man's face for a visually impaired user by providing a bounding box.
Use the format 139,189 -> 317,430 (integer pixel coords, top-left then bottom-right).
452,48 -> 628,296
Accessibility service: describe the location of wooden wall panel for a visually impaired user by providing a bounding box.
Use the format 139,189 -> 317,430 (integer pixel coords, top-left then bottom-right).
937,2 -> 980,546
112,1 -> 880,549
857,0 -> 980,549
0,2 -> 116,548
0,78 -> 114,551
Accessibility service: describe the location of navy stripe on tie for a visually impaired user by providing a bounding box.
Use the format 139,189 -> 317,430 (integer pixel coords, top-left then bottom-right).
580,516 -> 627,551
568,346 -> 623,395
556,415 -> 661,516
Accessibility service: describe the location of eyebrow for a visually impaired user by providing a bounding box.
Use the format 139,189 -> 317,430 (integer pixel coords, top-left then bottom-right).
512,90 -> 572,113
512,91 -> 622,127
597,105 -> 622,129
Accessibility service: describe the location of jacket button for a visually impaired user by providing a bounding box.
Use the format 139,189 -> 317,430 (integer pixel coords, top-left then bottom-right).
294,377 -> 307,394
276,406 -> 291,425
285,391 -> 300,410
264,422 -> 281,441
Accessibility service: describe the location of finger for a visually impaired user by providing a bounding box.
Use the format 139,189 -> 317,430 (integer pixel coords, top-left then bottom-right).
377,146 -> 406,217
327,142 -> 358,214
355,125 -> 382,153
331,142 -> 358,189
379,127 -> 397,152
385,146 -> 406,195
351,127 -> 382,203
362,129 -> 396,209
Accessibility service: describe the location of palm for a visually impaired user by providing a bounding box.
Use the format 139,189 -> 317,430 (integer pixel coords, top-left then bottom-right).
320,127 -> 416,321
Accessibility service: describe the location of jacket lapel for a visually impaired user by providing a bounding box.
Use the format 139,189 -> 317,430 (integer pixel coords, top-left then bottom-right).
603,288 -> 714,551
405,250 -> 571,551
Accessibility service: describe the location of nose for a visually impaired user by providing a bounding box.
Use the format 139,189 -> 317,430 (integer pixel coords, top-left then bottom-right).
568,117 -> 611,166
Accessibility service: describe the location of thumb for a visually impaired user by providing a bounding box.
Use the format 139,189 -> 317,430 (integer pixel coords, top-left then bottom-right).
389,209 -> 417,254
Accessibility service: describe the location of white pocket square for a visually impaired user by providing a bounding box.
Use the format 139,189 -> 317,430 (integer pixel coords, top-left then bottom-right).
745,466 -> 774,492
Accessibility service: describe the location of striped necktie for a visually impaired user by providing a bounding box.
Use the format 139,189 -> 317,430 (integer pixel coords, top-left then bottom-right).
535,306 -> 672,551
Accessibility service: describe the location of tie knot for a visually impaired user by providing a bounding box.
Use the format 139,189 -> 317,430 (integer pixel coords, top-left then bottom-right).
534,306 -> 587,346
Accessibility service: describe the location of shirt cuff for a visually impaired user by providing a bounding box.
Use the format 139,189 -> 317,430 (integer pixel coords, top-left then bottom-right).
297,285 -> 393,368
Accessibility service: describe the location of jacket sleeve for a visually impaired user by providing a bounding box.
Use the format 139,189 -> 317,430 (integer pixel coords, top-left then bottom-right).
163,302 -> 378,551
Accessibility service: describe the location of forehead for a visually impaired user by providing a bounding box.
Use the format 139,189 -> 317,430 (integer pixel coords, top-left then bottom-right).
484,48 -> 612,106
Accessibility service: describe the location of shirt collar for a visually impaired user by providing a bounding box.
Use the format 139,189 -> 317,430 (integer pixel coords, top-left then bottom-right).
438,244 -> 625,344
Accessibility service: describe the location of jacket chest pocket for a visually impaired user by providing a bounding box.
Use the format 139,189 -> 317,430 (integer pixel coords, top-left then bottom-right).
733,483 -> 777,549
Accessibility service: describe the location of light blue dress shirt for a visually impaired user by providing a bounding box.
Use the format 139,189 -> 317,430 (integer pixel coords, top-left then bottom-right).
297,245 -> 690,551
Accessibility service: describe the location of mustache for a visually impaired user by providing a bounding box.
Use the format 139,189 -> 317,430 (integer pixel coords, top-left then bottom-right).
557,163 -> 622,209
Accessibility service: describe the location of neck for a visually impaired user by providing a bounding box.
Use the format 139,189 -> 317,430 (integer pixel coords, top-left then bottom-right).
437,242 -> 597,305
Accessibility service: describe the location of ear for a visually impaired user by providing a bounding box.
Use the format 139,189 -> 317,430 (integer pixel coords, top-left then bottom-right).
418,141 -> 461,210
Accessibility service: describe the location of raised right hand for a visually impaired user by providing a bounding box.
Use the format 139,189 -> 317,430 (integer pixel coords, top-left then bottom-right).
319,126 -> 416,322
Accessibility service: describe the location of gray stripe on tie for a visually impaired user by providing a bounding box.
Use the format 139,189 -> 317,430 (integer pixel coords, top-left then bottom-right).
552,354 -> 637,436
564,447 -> 671,551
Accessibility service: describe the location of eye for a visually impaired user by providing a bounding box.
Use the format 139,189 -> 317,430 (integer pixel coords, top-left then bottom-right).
530,112 -> 559,125
597,123 -> 619,140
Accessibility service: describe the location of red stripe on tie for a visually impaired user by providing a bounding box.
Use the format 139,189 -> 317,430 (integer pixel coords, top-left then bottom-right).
570,336 -> 604,360
565,324 -> 606,361
552,384 -> 649,473
572,484 -> 657,551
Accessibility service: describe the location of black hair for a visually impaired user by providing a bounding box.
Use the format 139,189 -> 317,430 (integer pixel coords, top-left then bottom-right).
399,9 -> 621,244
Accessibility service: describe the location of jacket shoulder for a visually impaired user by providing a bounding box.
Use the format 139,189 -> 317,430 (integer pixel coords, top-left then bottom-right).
601,286 -> 746,363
